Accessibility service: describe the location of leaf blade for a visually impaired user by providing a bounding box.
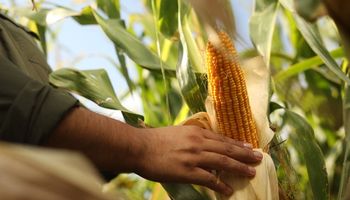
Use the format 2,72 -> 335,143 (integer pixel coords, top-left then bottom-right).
293,14 -> 350,84
274,47 -> 344,82
284,110 -> 329,200
49,68 -> 143,126
249,0 -> 279,65
90,8 -> 175,75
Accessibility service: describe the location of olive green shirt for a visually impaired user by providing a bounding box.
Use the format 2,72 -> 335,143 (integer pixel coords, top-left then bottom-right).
0,13 -> 78,144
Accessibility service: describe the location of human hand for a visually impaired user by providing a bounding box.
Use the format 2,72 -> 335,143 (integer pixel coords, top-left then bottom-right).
134,126 -> 263,196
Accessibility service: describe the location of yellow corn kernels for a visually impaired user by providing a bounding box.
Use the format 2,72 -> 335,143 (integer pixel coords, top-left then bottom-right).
206,31 -> 259,148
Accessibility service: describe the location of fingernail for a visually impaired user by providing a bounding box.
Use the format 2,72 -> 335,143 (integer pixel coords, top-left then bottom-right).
253,151 -> 263,160
248,166 -> 256,176
243,142 -> 253,149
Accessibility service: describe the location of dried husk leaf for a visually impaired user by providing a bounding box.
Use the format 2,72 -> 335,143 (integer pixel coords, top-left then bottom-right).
180,112 -> 212,130
0,142 -> 119,200
241,56 -> 274,149
216,150 -> 278,200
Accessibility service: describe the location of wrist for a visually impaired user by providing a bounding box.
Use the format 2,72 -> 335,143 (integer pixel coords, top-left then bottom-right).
120,126 -> 149,173
130,128 -> 152,175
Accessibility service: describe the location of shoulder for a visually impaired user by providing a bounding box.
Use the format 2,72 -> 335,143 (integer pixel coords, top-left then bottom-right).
0,12 -> 39,40
0,12 -> 51,83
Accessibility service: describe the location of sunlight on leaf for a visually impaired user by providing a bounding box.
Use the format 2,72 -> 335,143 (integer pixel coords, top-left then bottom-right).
45,8 -> 80,25
74,6 -> 97,24
284,110 -> 329,200
150,183 -> 169,200
158,0 -> 178,38
90,7 -> 175,75
249,0 -> 279,66
49,68 -> 143,126
176,1 -> 207,114
292,13 -> 350,84
274,47 -> 344,82
96,0 -> 120,19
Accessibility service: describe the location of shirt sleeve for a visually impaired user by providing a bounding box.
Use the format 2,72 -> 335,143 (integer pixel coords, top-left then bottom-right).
0,54 -> 79,145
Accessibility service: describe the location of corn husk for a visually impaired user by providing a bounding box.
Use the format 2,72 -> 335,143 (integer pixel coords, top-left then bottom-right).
0,142 -> 120,200
181,56 -> 278,200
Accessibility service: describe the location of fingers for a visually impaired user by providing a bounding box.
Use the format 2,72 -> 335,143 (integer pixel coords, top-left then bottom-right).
202,129 -> 253,149
192,168 -> 233,196
203,140 -> 263,163
197,152 -> 256,177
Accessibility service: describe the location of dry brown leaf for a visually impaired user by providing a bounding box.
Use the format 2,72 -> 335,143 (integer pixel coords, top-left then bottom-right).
0,142 -> 119,200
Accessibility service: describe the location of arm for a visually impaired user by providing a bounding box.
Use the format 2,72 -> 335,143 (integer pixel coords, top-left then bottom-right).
46,106 -> 263,196
0,54 -> 261,195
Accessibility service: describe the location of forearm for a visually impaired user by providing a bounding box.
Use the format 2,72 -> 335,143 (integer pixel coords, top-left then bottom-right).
43,106 -> 263,196
44,106 -> 143,173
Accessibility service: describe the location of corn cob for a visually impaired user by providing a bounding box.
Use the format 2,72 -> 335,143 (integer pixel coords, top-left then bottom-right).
206,31 -> 259,148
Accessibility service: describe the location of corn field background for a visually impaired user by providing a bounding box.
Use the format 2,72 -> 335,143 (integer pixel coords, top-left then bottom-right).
1,0 -> 350,199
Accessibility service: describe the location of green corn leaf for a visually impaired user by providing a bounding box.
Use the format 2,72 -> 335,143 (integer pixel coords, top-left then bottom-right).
249,0 -> 279,66
16,7 -> 82,26
74,6 -> 97,25
162,183 -> 211,200
284,110 -> 329,200
74,6 -> 134,93
176,43 -> 207,113
177,1 -> 207,113
49,68 -> 143,126
90,7 -> 175,76
274,47 -> 344,82
338,82 -> 350,199
159,0 -> 178,38
97,0 -> 120,19
292,13 -> 350,84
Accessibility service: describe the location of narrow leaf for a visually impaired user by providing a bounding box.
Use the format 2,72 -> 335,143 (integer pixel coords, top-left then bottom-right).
293,14 -> 350,84
74,6 -> 97,25
181,11 -> 204,73
176,43 -> 207,113
284,110 -> 329,200
176,1 -> 207,113
97,0 -> 120,19
49,68 -> 143,126
45,8 -> 81,25
249,0 -> 279,65
159,0 -> 178,38
18,7 -> 82,26
90,8 -> 175,75
162,183 -> 210,200
338,83 -> 350,199
25,8 -> 49,26
274,47 -> 344,82
114,44 -> 135,93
